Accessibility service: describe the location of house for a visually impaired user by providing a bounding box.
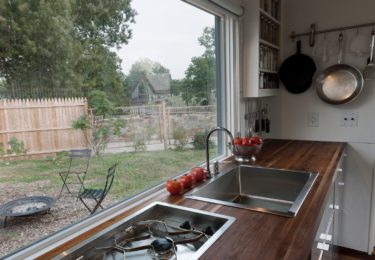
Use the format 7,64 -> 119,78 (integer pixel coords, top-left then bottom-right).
131,72 -> 171,105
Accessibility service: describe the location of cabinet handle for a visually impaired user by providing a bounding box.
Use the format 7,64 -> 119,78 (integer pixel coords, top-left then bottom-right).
329,204 -> 340,210
337,168 -> 343,172
317,242 -> 330,251
338,182 -> 345,186
319,233 -> 332,242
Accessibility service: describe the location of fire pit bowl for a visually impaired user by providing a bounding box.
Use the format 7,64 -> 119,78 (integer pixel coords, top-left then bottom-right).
0,196 -> 55,217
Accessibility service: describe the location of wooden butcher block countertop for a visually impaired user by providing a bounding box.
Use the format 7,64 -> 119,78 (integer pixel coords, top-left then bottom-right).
39,139 -> 346,260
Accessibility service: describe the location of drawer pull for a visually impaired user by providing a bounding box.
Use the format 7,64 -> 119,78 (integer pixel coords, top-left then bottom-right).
317,242 -> 330,251
329,204 -> 339,210
338,182 -> 345,186
337,168 -> 343,172
319,233 -> 332,241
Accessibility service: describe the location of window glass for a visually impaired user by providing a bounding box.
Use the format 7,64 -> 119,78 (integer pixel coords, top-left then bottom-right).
0,0 -> 222,256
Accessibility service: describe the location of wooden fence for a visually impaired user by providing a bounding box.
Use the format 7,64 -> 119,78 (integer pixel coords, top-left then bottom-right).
0,98 -> 88,159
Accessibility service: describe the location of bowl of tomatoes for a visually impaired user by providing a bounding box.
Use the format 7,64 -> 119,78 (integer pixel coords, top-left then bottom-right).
231,135 -> 263,162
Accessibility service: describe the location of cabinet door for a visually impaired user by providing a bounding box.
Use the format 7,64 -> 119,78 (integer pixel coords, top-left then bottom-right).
311,183 -> 335,260
333,153 -> 345,258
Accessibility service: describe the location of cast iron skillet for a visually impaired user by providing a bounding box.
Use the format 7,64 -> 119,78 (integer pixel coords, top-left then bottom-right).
278,40 -> 317,94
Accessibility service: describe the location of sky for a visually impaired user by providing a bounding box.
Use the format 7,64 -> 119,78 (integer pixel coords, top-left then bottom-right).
115,0 -> 215,80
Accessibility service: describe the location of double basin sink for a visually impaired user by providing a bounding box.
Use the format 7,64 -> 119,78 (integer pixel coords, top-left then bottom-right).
186,165 -> 318,217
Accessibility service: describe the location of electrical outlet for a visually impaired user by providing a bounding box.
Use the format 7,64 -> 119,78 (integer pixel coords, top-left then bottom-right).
340,112 -> 359,127
307,112 -> 319,127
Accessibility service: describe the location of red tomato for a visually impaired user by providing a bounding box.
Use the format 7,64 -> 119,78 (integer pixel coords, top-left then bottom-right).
250,136 -> 263,145
166,179 -> 183,195
234,137 -> 242,145
179,174 -> 193,188
190,167 -> 206,182
241,137 -> 251,146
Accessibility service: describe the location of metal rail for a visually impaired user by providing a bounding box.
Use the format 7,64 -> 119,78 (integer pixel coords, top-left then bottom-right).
290,21 -> 375,39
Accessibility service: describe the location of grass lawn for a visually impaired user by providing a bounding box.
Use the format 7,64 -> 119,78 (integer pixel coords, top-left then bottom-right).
0,148 -> 217,257
0,148 -> 213,202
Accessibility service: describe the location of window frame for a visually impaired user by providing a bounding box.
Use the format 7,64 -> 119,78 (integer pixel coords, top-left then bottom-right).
5,1 -> 241,258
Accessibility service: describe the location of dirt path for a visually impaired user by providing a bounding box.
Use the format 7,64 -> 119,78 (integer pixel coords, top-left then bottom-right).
0,180 -> 113,257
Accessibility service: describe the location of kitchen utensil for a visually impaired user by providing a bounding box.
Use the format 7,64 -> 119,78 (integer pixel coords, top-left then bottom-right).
316,33 -> 364,104
364,30 -> 375,80
265,104 -> 270,133
313,34 -> 329,63
349,29 -> 369,57
278,40 -> 317,94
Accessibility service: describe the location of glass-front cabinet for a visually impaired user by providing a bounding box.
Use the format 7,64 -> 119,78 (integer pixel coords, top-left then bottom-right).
242,0 -> 281,97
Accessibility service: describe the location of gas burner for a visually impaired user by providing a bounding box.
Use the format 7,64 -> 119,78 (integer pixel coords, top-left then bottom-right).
94,220 -> 209,260
148,238 -> 176,260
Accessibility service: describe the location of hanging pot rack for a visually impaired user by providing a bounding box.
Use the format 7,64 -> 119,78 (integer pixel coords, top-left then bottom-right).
290,21 -> 375,46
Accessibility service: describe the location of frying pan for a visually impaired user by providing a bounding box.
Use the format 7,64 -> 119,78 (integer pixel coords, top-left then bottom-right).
316,33 -> 363,104
278,40 -> 317,94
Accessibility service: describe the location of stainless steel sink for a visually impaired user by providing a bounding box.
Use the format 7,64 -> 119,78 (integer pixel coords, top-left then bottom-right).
186,165 -> 318,217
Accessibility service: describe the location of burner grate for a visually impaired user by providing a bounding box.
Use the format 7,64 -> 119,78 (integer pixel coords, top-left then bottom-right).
95,220 -> 210,260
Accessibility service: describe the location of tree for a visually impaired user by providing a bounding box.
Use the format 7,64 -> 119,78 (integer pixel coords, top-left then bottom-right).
0,0 -> 135,100
181,26 -> 216,105
198,26 -> 215,57
72,90 -> 125,156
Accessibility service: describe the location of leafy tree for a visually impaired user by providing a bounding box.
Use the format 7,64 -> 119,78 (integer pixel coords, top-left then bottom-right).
180,26 -> 216,105
170,79 -> 184,96
72,90 -> 125,156
183,55 -> 215,105
88,90 -> 115,117
0,0 -> 135,100
198,27 -> 215,57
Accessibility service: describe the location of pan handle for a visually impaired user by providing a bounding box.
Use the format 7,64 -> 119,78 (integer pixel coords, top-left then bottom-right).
338,33 -> 343,64
296,40 -> 302,54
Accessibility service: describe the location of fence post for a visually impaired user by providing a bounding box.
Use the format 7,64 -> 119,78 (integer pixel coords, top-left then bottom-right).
167,107 -> 171,145
158,104 -> 162,143
162,100 -> 168,150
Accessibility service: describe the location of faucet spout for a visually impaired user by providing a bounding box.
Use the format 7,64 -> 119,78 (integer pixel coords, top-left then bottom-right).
206,127 -> 234,179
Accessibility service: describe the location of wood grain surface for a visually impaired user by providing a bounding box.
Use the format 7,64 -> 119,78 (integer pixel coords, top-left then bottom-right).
37,139 -> 346,260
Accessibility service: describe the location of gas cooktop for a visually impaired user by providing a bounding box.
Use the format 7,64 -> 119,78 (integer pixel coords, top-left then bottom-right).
53,202 -> 235,260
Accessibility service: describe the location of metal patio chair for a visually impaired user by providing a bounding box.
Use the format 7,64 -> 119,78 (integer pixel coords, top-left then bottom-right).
78,163 -> 117,214
58,149 -> 92,199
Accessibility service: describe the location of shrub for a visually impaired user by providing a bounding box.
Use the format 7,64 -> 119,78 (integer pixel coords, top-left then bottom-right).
172,127 -> 189,151
0,143 -> 4,158
132,134 -> 146,152
46,151 -> 68,165
7,137 -> 27,155
72,115 -> 126,156
192,130 -> 213,150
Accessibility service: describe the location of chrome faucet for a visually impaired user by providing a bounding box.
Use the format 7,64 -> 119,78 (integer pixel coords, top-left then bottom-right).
206,127 -> 234,179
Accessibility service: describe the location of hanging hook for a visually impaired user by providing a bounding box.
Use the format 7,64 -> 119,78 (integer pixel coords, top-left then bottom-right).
309,23 -> 316,47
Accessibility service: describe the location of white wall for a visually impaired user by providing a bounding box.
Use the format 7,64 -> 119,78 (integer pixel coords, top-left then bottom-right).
276,0 -> 375,253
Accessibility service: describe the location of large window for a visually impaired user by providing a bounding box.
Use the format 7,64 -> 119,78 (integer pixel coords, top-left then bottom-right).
0,0 -> 240,257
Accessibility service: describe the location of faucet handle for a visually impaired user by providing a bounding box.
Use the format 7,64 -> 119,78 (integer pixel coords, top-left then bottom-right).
213,161 -> 219,175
